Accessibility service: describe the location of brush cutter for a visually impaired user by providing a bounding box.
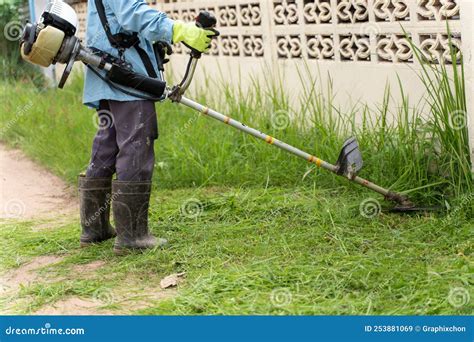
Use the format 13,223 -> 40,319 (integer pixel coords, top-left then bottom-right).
162,13 -> 423,213
19,4 -> 430,213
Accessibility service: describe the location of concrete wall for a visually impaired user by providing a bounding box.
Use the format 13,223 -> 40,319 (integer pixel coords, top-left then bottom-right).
460,0 -> 474,171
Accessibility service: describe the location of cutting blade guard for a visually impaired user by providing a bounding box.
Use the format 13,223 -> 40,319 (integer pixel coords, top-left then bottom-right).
335,137 -> 363,179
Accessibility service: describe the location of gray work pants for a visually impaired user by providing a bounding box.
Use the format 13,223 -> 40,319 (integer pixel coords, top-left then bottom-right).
86,100 -> 158,181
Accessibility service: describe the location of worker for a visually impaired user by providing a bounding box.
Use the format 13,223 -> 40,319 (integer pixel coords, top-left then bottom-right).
78,0 -> 217,254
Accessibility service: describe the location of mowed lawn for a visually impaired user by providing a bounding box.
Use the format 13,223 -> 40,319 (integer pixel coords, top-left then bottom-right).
0,186 -> 472,315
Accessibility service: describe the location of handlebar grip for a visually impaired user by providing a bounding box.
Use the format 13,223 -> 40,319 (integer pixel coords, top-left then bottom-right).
188,11 -> 219,58
195,11 -> 217,29
107,65 -> 166,98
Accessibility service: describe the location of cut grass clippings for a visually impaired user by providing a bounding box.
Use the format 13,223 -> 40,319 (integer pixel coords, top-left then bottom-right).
0,186 -> 472,315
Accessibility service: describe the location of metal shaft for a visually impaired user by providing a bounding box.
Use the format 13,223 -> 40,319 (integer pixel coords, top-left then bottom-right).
178,96 -> 398,200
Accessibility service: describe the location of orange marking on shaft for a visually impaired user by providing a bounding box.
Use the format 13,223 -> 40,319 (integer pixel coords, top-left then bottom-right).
308,156 -> 322,167
224,116 -> 231,124
266,136 -> 274,144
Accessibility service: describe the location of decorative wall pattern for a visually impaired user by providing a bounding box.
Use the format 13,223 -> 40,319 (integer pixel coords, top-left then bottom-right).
71,0 -> 462,65
417,0 -> 460,21
143,0 -> 462,65
73,1 -> 87,40
373,0 -> 410,22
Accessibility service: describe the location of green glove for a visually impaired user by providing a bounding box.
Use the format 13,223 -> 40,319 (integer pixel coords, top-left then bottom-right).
172,20 -> 216,53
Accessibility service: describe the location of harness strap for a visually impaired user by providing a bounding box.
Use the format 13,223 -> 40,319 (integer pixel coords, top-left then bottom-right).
94,0 -> 158,79
134,45 -> 158,78
94,0 -> 126,48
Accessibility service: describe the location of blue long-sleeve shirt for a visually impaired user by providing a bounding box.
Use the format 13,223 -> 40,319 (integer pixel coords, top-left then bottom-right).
83,0 -> 174,108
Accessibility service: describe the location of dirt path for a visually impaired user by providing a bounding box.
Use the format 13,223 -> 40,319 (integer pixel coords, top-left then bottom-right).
0,144 -> 77,219
0,255 -> 177,315
0,146 -> 176,314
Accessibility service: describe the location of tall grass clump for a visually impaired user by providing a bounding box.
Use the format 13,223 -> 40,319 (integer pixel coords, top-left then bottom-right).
296,63 -> 470,203
179,45 -> 470,204
187,47 -> 471,203
408,29 -> 472,197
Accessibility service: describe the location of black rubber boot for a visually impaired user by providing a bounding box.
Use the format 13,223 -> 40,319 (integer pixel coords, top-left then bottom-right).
112,181 -> 164,255
79,175 -> 116,247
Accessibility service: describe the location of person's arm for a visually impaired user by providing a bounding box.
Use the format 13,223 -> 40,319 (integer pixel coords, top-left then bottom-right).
106,0 -> 174,43
107,0 -> 217,52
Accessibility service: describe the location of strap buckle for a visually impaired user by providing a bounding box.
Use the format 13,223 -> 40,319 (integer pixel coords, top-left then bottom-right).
118,47 -> 126,61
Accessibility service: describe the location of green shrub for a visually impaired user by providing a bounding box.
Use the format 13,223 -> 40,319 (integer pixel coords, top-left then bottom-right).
0,0 -> 43,85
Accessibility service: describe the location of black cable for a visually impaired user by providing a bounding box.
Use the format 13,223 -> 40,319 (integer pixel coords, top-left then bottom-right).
179,57 -> 193,88
86,64 -> 166,102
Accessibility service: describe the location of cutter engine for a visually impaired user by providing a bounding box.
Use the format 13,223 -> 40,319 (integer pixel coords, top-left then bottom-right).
20,0 -> 166,97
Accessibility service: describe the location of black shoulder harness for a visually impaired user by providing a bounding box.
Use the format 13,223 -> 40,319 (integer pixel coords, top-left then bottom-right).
94,0 -> 158,79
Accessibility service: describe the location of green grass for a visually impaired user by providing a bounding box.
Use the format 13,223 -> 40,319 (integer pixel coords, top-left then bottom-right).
1,0 -> 44,86
0,186 -> 472,315
1,56 -> 471,206
0,37 -> 472,314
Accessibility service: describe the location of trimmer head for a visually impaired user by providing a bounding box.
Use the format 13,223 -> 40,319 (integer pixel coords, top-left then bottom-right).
389,204 -> 444,213
384,192 -> 444,213
335,137 -> 363,179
